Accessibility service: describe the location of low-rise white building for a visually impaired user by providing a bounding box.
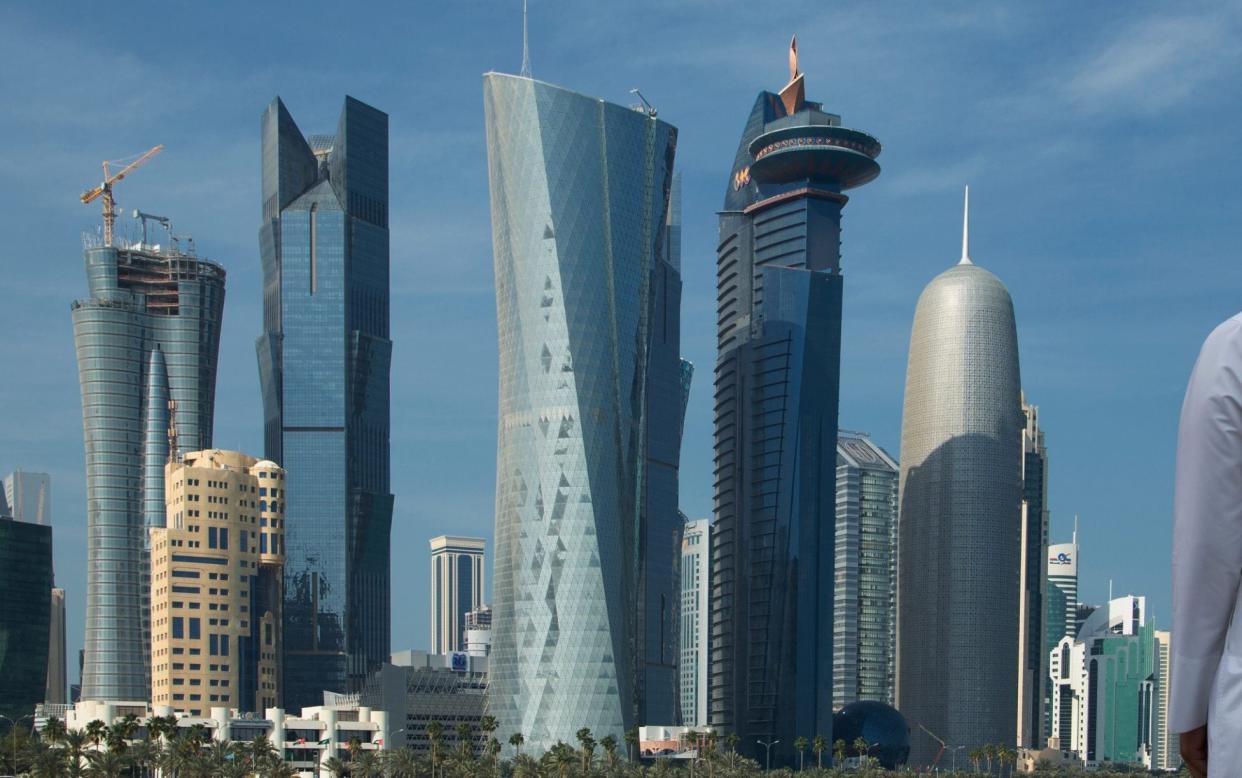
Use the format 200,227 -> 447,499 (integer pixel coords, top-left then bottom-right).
60,697 -> 389,776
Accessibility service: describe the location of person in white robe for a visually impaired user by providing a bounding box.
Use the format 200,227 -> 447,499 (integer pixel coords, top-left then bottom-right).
1173,312 -> 1242,778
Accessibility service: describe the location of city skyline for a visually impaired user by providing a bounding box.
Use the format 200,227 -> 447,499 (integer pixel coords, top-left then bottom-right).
1,0 -> 1232,688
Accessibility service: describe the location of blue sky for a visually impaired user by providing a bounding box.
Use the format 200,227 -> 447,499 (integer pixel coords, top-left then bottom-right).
3,1 -> 1240,684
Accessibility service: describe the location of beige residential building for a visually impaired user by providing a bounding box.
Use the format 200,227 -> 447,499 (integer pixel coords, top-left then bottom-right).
429,536 -> 485,654
150,450 -> 286,717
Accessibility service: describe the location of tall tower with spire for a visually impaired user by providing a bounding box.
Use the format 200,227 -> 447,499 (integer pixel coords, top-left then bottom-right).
896,189 -> 1023,765
709,38 -> 881,767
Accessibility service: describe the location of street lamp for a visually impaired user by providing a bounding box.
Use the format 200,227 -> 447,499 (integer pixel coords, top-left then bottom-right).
0,714 -> 34,775
756,738 -> 779,771
950,745 -> 967,772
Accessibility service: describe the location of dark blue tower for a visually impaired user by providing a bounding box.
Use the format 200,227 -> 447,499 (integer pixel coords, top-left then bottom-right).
257,96 -> 393,708
709,39 -> 880,766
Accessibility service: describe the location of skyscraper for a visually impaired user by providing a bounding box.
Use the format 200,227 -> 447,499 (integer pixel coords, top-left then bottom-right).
429,536 -> 485,655
680,519 -> 711,727
73,226 -> 225,701
834,432 -> 899,709
47,588 -> 67,705
710,39 -> 880,765
896,190 -> 1023,765
1017,399 -> 1049,748
257,97 -> 393,708
1047,596 -> 1156,766
151,449 -> 285,716
2,471 -> 50,525
484,69 -> 685,751
0,501 -> 53,724
1044,530 -> 1078,743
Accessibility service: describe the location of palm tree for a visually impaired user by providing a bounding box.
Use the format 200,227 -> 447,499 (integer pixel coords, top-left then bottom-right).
812,735 -> 826,769
323,755 -> 351,777
128,739 -> 159,778
725,733 -> 740,769
83,721 -> 106,751
508,731 -> 524,758
968,747 -> 981,773
794,736 -> 807,771
85,748 -> 129,777
352,750 -> 382,778
833,739 -> 846,767
455,723 -> 474,760
984,743 -> 996,775
426,721 -> 443,775
600,734 -> 618,768
623,728 -> 638,763
43,717 -> 67,746
385,747 -> 419,778
549,741 -> 575,778
852,736 -> 869,768
575,728 -> 595,773
30,738 -> 70,778
64,730 -> 88,775
479,715 -> 498,741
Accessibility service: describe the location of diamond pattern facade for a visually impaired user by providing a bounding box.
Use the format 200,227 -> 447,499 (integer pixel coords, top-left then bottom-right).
483,73 -> 683,752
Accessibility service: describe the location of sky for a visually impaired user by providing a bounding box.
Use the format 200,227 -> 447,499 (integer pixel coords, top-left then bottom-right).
3,0 -> 1241,686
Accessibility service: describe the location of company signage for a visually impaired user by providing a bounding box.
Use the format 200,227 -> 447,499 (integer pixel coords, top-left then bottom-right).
451,652 -> 469,672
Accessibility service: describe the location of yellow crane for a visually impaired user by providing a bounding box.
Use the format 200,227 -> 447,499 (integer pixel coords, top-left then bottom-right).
80,145 -> 164,247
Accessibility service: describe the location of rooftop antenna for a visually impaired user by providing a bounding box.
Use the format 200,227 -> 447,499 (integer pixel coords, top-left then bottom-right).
1073,514 -> 1079,545
520,0 -> 532,78
630,88 -> 657,117
959,185 -> 972,265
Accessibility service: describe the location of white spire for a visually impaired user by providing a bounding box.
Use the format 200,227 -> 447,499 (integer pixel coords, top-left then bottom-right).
520,0 -> 532,78
959,185 -> 972,265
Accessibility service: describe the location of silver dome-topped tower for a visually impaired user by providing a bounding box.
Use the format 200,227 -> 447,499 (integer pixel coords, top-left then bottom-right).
896,189 -> 1023,765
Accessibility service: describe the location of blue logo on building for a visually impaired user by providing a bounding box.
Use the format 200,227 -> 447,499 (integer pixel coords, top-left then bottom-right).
451,652 -> 468,672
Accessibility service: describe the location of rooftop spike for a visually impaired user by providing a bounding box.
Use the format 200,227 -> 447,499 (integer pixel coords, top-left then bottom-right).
959,185 -> 972,265
520,0 -> 532,78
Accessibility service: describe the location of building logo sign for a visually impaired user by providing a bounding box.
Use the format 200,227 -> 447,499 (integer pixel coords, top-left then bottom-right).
1049,552 -> 1073,565
451,652 -> 468,672
732,166 -> 751,191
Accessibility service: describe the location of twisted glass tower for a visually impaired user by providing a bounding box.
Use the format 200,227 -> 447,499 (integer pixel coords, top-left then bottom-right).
257,96 -> 393,708
896,191 -> 1023,765
484,71 -> 684,752
72,236 -> 225,700
709,40 -> 880,766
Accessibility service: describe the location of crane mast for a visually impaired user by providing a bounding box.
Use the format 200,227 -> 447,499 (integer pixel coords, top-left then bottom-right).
80,144 -> 164,247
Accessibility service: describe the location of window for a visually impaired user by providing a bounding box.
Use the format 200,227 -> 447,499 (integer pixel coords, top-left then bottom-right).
221,635 -> 230,656
220,528 -> 229,550
172,618 -> 184,639
208,527 -> 217,548
210,635 -> 218,656
189,618 -> 201,639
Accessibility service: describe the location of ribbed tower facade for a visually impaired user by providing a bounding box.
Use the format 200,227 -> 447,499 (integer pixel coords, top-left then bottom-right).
709,40 -> 881,766
484,71 -> 685,752
257,96 -> 393,708
896,192 -> 1023,765
72,235 -> 225,701
1017,398 -> 1048,748
834,432 -> 899,709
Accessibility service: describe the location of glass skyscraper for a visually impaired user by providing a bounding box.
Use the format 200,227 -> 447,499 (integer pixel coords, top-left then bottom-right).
709,42 -> 880,766
257,96 -> 393,708
1017,398 -> 1049,748
72,233 -> 225,701
0,512 -> 53,726
483,71 -> 685,752
833,432 -> 899,709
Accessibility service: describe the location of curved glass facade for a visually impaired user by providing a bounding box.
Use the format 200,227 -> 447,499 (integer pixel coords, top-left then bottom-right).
896,262 -> 1022,765
257,96 -> 393,709
710,67 -> 880,766
483,72 -> 683,752
72,242 -> 225,700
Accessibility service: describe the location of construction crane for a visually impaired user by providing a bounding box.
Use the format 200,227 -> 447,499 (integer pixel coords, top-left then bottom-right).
80,145 -> 164,247
916,723 -> 947,771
